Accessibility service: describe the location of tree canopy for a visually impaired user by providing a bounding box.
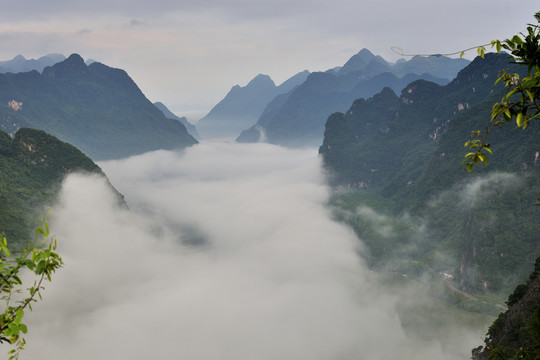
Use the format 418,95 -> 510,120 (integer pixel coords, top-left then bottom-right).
464,11 -> 540,172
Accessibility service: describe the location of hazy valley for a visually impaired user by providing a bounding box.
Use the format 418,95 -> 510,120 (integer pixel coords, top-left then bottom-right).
1,22 -> 539,359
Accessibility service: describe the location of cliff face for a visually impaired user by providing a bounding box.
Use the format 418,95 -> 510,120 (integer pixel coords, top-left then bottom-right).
472,257 -> 540,360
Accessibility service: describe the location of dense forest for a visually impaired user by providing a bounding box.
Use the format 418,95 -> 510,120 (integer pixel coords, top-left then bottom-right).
320,53 -> 540,299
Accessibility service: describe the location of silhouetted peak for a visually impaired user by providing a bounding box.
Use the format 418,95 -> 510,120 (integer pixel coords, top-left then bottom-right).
340,48 -> 389,75
65,53 -> 85,65
247,74 -> 275,88
43,53 -> 88,78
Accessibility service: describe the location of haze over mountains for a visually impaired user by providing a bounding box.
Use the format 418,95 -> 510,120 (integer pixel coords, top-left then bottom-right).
154,101 -> 200,140
196,70 -> 310,139
0,53 -> 67,74
0,44 -> 538,360
233,48 -> 469,145
0,54 -> 197,160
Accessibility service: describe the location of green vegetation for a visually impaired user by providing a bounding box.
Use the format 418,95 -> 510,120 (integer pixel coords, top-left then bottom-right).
320,52 -> 540,296
464,11 -> 540,172
472,257 -> 540,360
0,222 -> 63,360
0,127 -> 122,247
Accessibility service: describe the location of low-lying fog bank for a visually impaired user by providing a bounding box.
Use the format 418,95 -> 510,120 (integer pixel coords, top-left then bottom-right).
24,142 -> 489,359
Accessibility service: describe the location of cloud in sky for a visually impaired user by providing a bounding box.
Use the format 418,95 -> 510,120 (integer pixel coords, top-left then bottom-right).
20,142 -> 487,359
0,1 -> 537,117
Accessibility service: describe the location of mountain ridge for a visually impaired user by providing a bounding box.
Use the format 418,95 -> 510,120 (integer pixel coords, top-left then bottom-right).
0,53 -> 198,160
236,48 -> 469,146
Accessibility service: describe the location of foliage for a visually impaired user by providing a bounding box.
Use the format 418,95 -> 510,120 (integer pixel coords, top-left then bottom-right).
0,127 -> 123,247
0,220 -> 63,359
464,12 -> 540,172
472,257 -> 540,360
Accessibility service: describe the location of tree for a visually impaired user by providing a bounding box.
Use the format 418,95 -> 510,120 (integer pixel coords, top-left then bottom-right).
0,220 -> 63,360
463,11 -> 540,172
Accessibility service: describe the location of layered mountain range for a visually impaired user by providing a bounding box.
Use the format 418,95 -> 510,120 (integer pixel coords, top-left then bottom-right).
154,101 -> 200,140
0,54 -> 67,74
236,48 -> 470,146
0,54 -> 197,160
196,71 -> 310,139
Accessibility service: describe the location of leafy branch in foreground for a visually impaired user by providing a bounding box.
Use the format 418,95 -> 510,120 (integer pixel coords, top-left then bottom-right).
0,219 -> 63,360
463,11 -> 540,172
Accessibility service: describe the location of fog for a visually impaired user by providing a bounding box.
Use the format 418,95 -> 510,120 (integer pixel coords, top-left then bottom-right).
23,142 -> 487,359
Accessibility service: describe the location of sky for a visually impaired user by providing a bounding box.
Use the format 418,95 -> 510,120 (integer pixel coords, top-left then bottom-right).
0,0 -> 538,119
20,142 -> 490,359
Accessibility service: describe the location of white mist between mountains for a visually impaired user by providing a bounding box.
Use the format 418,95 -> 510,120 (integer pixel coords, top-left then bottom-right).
17,142 -> 489,360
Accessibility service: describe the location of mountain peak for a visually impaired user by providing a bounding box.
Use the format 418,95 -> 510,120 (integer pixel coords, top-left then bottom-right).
339,48 -> 389,75
43,53 -> 88,78
65,53 -> 85,65
247,74 -> 275,88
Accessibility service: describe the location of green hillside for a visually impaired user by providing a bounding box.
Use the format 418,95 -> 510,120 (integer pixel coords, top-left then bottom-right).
0,128 -> 123,247
320,53 -> 540,297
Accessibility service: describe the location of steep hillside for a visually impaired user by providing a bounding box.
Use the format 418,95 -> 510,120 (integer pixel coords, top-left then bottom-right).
320,53 -> 540,295
0,128 -> 124,247
472,257 -> 540,360
0,54 -> 198,160
236,48 -> 467,146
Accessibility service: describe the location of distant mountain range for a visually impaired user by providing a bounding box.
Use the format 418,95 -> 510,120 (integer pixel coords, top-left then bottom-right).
0,54 -> 197,160
0,54 -> 66,73
196,70 -> 310,139
154,101 -> 200,140
236,48 -> 470,146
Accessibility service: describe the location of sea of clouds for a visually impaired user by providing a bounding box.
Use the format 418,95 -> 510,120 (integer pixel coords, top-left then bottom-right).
22,141 -> 486,359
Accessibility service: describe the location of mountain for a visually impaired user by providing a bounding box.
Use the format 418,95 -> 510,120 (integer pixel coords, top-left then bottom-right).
472,257 -> 540,359
0,54 -> 198,160
196,70 -> 310,139
154,101 -> 200,140
320,53 -> 540,296
0,54 -> 66,73
236,48 -> 469,146
0,128 -> 124,247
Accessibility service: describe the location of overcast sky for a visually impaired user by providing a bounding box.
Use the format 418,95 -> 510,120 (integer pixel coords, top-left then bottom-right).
1,0 -> 538,119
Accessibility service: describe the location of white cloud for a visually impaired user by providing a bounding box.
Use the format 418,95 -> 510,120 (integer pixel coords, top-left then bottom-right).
19,142 -> 486,359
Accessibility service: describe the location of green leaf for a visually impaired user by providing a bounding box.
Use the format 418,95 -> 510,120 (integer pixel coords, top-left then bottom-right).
525,90 -> 534,102
517,112 -> 524,127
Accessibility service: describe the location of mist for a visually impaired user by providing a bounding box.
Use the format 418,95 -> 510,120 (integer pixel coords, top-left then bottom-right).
22,141 -> 487,359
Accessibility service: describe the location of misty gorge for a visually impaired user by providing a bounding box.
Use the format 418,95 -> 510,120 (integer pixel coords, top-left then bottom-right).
9,141 -> 492,360
2,11 -> 540,358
